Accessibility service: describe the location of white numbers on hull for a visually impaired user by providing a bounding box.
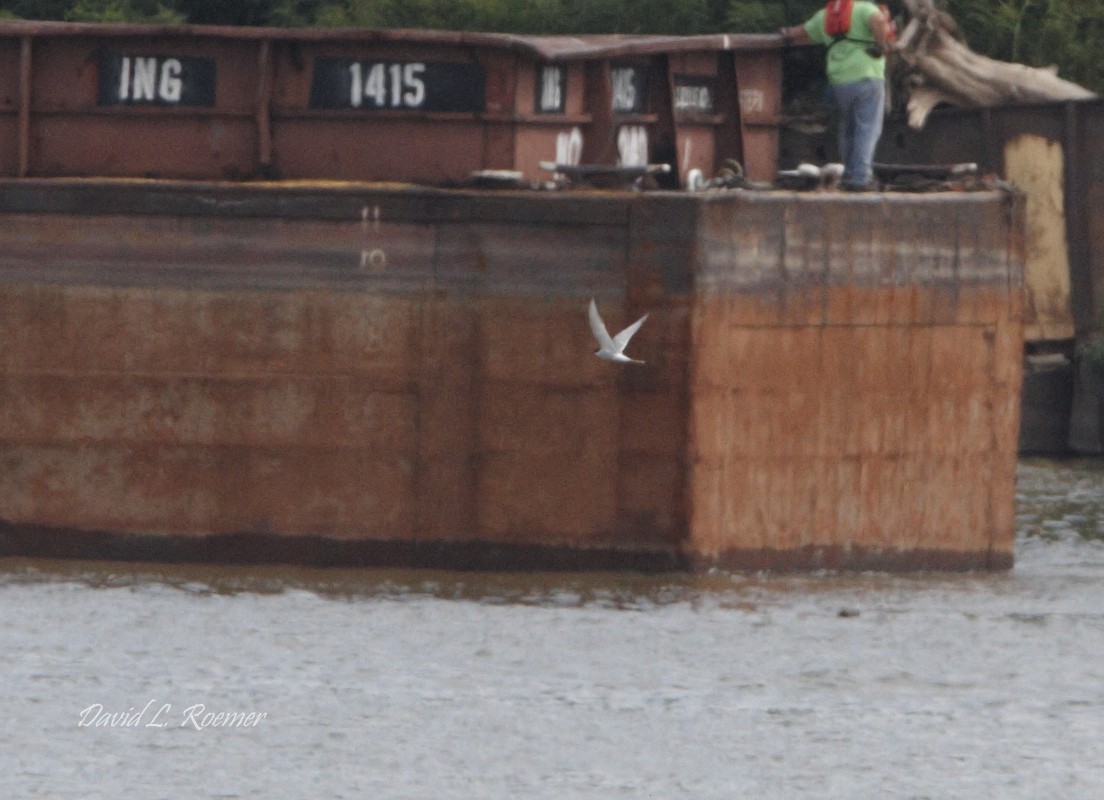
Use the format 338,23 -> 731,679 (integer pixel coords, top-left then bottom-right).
348,62 -> 428,109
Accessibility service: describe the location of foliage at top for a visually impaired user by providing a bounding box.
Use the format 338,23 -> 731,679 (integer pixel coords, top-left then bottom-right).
0,0 -> 1100,94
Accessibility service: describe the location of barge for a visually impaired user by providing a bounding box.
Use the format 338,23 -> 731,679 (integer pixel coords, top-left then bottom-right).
0,22 -> 1025,571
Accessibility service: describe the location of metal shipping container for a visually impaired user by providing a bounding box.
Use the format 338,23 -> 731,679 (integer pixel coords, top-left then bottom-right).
0,21 -> 785,186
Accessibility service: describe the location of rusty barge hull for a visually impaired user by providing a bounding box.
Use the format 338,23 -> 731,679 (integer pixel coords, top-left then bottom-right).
0,181 -> 1025,571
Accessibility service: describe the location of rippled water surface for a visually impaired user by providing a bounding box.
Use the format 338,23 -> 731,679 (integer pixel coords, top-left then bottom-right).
3,460 -> 1104,799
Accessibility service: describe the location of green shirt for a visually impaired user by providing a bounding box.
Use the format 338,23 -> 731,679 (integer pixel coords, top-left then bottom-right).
804,2 -> 886,86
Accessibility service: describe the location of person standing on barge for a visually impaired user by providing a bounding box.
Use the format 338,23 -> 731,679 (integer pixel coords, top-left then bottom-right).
779,1 -> 895,191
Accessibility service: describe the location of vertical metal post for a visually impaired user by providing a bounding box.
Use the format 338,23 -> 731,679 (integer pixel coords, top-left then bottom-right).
581,60 -> 614,165
18,36 -> 32,178
716,52 -> 743,169
256,39 -> 274,175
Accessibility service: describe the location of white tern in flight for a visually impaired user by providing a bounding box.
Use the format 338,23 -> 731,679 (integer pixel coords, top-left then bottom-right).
588,298 -> 648,365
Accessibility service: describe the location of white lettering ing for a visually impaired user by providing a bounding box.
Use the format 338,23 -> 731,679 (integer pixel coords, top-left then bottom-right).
118,56 -> 187,103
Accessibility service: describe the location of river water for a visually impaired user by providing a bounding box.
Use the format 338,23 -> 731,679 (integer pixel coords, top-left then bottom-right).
2,459 -> 1103,800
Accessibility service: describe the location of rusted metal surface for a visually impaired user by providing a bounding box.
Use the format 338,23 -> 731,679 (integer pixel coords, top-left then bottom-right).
0,21 -> 786,185
882,98 -> 1104,343
691,193 -> 1024,570
0,180 -> 1024,571
883,100 -> 1104,453
17,37 -> 30,178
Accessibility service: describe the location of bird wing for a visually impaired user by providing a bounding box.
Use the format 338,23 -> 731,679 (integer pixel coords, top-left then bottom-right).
612,313 -> 648,353
588,299 -> 615,350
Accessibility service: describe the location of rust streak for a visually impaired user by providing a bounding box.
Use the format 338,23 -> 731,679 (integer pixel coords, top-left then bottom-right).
255,39 -> 273,171
18,36 -> 31,178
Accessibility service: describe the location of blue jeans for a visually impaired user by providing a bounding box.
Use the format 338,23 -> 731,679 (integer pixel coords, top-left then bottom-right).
829,78 -> 885,189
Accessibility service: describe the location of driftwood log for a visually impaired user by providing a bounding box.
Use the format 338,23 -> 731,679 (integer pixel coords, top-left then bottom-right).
895,0 -> 1095,128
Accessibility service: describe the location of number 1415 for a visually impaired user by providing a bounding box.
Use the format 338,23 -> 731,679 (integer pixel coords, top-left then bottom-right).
349,62 -> 427,108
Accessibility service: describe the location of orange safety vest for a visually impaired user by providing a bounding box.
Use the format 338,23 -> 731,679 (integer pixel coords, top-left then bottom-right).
824,1 -> 896,48
824,0 -> 854,37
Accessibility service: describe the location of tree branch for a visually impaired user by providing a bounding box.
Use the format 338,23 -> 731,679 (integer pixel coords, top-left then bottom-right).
896,0 -> 1095,127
